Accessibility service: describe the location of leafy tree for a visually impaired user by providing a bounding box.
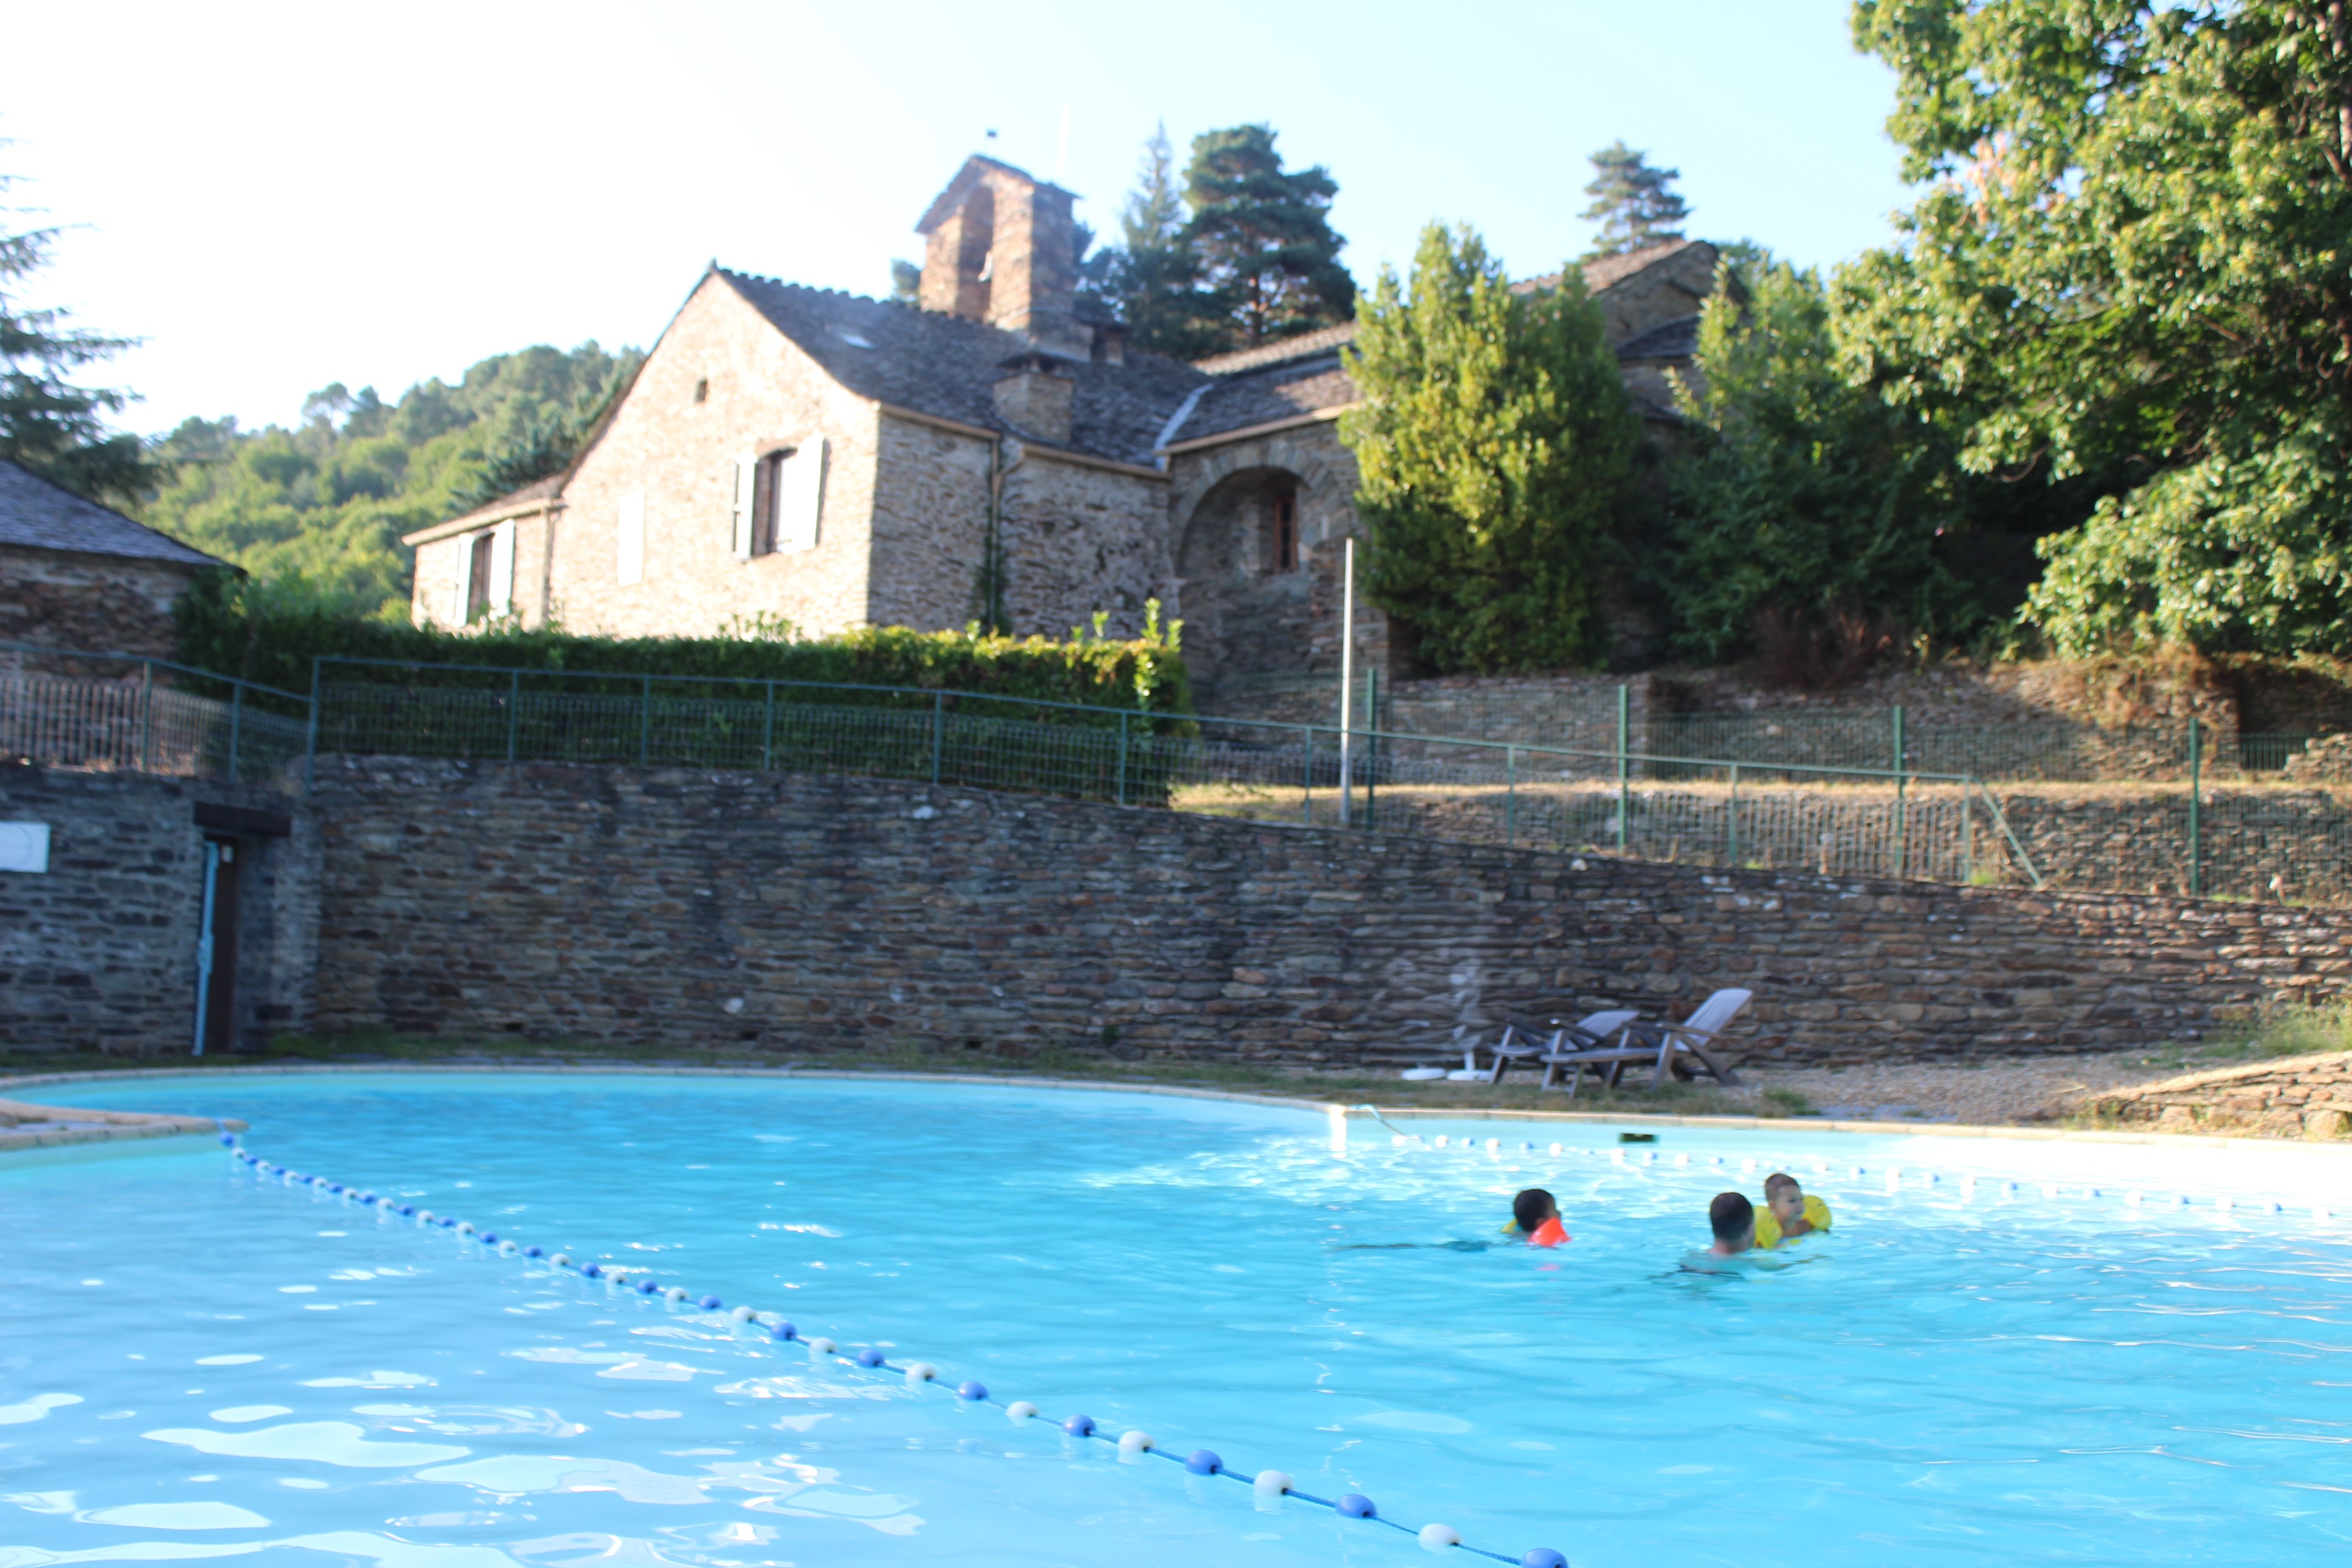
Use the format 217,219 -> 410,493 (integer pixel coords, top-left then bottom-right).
1581,141 -> 1690,258
1342,223 -> 1638,673
1666,254 -> 1961,662
1181,125 -> 1354,350
0,172 -> 161,506
1844,0 -> 2352,655
888,259 -> 921,304
144,343 -> 640,619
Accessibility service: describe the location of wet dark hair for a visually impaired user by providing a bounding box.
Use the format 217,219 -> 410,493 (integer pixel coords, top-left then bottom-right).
1512,1188 -> 1556,1232
1763,1172 -> 1801,1199
1710,1191 -> 1755,1242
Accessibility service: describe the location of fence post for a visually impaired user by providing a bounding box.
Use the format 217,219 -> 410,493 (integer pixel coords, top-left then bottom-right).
762,681 -> 775,772
506,670 -> 521,763
1505,745 -> 1518,847
228,684 -> 244,783
1365,668 -> 1379,833
2189,715 -> 2203,897
1727,762 -> 1740,868
1893,704 -> 1907,878
930,691 -> 945,787
304,657 -> 322,794
137,660 -> 153,773
1115,710 -> 1130,807
639,675 -> 652,765
1615,683 -> 1630,855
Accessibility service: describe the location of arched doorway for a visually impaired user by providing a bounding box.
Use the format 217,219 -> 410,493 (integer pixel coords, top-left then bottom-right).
1177,466 -> 1314,694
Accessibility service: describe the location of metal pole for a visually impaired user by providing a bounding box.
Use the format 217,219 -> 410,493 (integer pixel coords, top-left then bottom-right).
1115,710 -> 1130,807
762,681 -> 775,772
506,669 -> 521,762
1615,683 -> 1630,855
1338,537 -> 1355,828
2189,715 -> 2203,897
930,691 -> 945,786
1893,704 -> 1907,878
228,684 -> 243,783
1303,727 -> 1315,827
1364,667 -> 1379,833
191,840 -> 219,1056
138,660 -> 153,772
1728,762 -> 1740,868
1505,745 -> 1518,847
639,675 -> 652,765
304,657 -> 323,794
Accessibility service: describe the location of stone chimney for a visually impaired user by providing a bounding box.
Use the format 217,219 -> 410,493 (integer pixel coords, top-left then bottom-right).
992,352 -> 1075,445
915,157 -> 1088,357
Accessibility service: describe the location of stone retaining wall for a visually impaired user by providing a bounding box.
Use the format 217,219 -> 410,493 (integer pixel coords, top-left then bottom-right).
305,757 -> 2352,1067
2080,1051 -> 2352,1140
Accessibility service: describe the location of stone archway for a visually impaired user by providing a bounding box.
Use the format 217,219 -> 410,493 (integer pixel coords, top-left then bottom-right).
1176,465 -> 1315,693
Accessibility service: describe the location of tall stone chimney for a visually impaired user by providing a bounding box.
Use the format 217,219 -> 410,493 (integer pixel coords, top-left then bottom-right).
992,351 -> 1075,445
915,157 -> 1088,357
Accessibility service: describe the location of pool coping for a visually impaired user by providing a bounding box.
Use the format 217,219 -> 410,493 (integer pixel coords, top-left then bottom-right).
1,1060 -> 2342,1156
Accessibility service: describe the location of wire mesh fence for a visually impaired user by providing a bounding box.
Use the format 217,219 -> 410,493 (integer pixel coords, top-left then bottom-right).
0,650 -> 310,785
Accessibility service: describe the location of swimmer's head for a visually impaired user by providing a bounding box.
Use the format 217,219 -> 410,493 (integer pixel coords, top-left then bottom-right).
1763,1172 -> 1805,1226
1710,1190 -> 1755,1249
1512,1188 -> 1558,1232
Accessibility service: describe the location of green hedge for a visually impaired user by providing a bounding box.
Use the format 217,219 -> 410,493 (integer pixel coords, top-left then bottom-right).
174,572 -> 1193,721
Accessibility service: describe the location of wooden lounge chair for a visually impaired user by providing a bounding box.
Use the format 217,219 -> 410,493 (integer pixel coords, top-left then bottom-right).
1539,989 -> 1752,1096
1481,1009 -> 1639,1085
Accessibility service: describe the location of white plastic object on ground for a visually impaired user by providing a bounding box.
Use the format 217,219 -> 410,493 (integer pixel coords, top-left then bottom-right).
905,1362 -> 937,1386
1419,1522 -> 1462,1550
1253,1469 -> 1292,1497
1399,1068 -> 1446,1081
1119,1429 -> 1154,1455
1006,1400 -> 1039,1422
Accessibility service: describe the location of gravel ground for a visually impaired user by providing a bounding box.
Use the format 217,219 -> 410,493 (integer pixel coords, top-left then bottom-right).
1725,1051 -> 2210,1127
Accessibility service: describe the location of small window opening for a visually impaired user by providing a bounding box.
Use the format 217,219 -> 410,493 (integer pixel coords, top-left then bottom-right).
693,378 -> 709,404
466,533 -> 495,621
753,450 -> 791,555
1270,493 -> 1299,573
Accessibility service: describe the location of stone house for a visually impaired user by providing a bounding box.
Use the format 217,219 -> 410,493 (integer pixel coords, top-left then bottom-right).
0,458 -> 228,665
404,156 -> 1722,693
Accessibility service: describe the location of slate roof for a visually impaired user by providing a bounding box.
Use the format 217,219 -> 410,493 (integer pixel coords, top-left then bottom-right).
0,458 -> 223,568
721,270 -> 1207,468
1616,314 -> 1701,361
1192,323 -> 1359,377
1175,348 -> 1356,446
1516,238 -> 1710,298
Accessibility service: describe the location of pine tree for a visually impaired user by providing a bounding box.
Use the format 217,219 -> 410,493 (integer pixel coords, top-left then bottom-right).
1073,125 -> 1224,359
1181,124 -> 1354,349
0,174 -> 160,506
1580,141 -> 1690,258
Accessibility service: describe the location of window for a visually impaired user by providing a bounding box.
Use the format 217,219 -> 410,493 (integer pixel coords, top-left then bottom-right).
693,378 -> 709,404
617,491 -> 646,585
465,532 -> 495,621
734,441 -> 826,558
1270,493 -> 1299,572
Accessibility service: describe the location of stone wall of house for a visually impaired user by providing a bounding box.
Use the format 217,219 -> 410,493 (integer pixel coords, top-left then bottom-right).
0,548 -> 205,664
299,757 -> 2352,1066
2081,1051 -> 2352,1139
0,764 -> 318,1056
546,278 -> 881,640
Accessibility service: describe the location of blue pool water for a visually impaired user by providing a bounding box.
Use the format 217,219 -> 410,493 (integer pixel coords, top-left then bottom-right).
5,1073 -> 2352,1568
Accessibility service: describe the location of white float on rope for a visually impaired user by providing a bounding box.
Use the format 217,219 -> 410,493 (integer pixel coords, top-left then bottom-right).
1006,1401 -> 1039,1422
1119,1429 -> 1155,1455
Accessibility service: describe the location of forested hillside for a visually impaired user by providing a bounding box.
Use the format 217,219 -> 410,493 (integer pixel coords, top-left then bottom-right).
140,343 -> 638,619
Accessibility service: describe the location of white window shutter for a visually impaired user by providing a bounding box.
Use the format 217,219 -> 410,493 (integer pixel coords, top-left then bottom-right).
731,452 -> 758,559
617,492 -> 646,586
776,438 -> 826,553
449,534 -> 474,624
489,522 -> 516,617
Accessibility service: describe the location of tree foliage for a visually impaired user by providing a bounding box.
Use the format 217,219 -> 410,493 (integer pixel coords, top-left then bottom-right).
143,344 -> 638,620
1845,0 -> 2352,655
0,172 -> 161,506
1581,141 -> 1691,258
1342,223 -> 1639,673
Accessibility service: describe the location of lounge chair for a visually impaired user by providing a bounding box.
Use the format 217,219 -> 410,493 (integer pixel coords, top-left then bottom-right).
1484,1009 -> 1639,1085
1538,989 -> 1752,1096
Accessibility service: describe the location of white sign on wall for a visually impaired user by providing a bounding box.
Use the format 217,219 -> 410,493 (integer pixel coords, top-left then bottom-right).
0,822 -> 51,874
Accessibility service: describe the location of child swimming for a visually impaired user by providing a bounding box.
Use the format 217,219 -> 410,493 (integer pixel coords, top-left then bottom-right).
1509,1188 -> 1570,1247
1753,1172 -> 1833,1248
1705,1191 -> 1754,1256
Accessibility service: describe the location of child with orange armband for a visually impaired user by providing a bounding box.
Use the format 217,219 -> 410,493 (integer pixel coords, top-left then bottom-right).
1507,1188 -> 1570,1247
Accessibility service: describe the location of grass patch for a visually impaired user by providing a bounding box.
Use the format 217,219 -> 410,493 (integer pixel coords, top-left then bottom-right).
1761,1085 -> 1818,1117
2179,1000 -> 2352,1069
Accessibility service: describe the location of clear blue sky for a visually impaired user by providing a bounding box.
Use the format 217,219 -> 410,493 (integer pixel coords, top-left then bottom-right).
2,0 -> 1910,436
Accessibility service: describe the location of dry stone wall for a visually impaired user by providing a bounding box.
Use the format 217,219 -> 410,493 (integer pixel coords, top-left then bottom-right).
2083,1051 -> 2352,1139
304,759 -> 2352,1067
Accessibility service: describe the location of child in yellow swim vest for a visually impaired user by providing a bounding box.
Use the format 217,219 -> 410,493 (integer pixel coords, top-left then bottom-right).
1754,1171 -> 1832,1249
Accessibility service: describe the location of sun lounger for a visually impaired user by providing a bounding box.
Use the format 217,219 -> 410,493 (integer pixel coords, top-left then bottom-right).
1477,1009 -> 1637,1085
1538,989 -> 1752,1095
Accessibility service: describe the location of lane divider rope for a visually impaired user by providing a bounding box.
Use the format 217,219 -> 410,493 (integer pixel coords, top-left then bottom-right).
218,1137 -> 1562,1568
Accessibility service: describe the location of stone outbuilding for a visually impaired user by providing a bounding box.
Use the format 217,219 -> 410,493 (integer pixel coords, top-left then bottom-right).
404,155 -> 1722,696
0,458 -> 229,664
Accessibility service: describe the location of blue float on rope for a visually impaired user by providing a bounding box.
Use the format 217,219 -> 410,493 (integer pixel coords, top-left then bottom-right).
480,1232 -> 497,1245
635,1279 -> 659,1294
699,1295 -> 722,1310
581,1263 -> 601,1277
1337,1494 -> 1376,1519
957,1379 -> 987,1401
218,1132 -> 235,1145
770,1321 -> 796,1341
1063,1414 -> 1096,1437
1521,1551 -> 1567,1568
1186,1450 -> 1222,1475
855,1348 -> 887,1367
525,1246 -> 544,1258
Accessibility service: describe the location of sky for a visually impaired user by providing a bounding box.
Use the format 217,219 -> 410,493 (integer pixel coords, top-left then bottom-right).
1,1 -> 1913,437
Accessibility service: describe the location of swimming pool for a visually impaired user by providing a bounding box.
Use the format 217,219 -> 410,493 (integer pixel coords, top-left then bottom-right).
5,1072 -> 2352,1567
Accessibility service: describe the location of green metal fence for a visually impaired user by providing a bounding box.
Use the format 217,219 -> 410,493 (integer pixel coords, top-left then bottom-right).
0,644 -> 312,785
